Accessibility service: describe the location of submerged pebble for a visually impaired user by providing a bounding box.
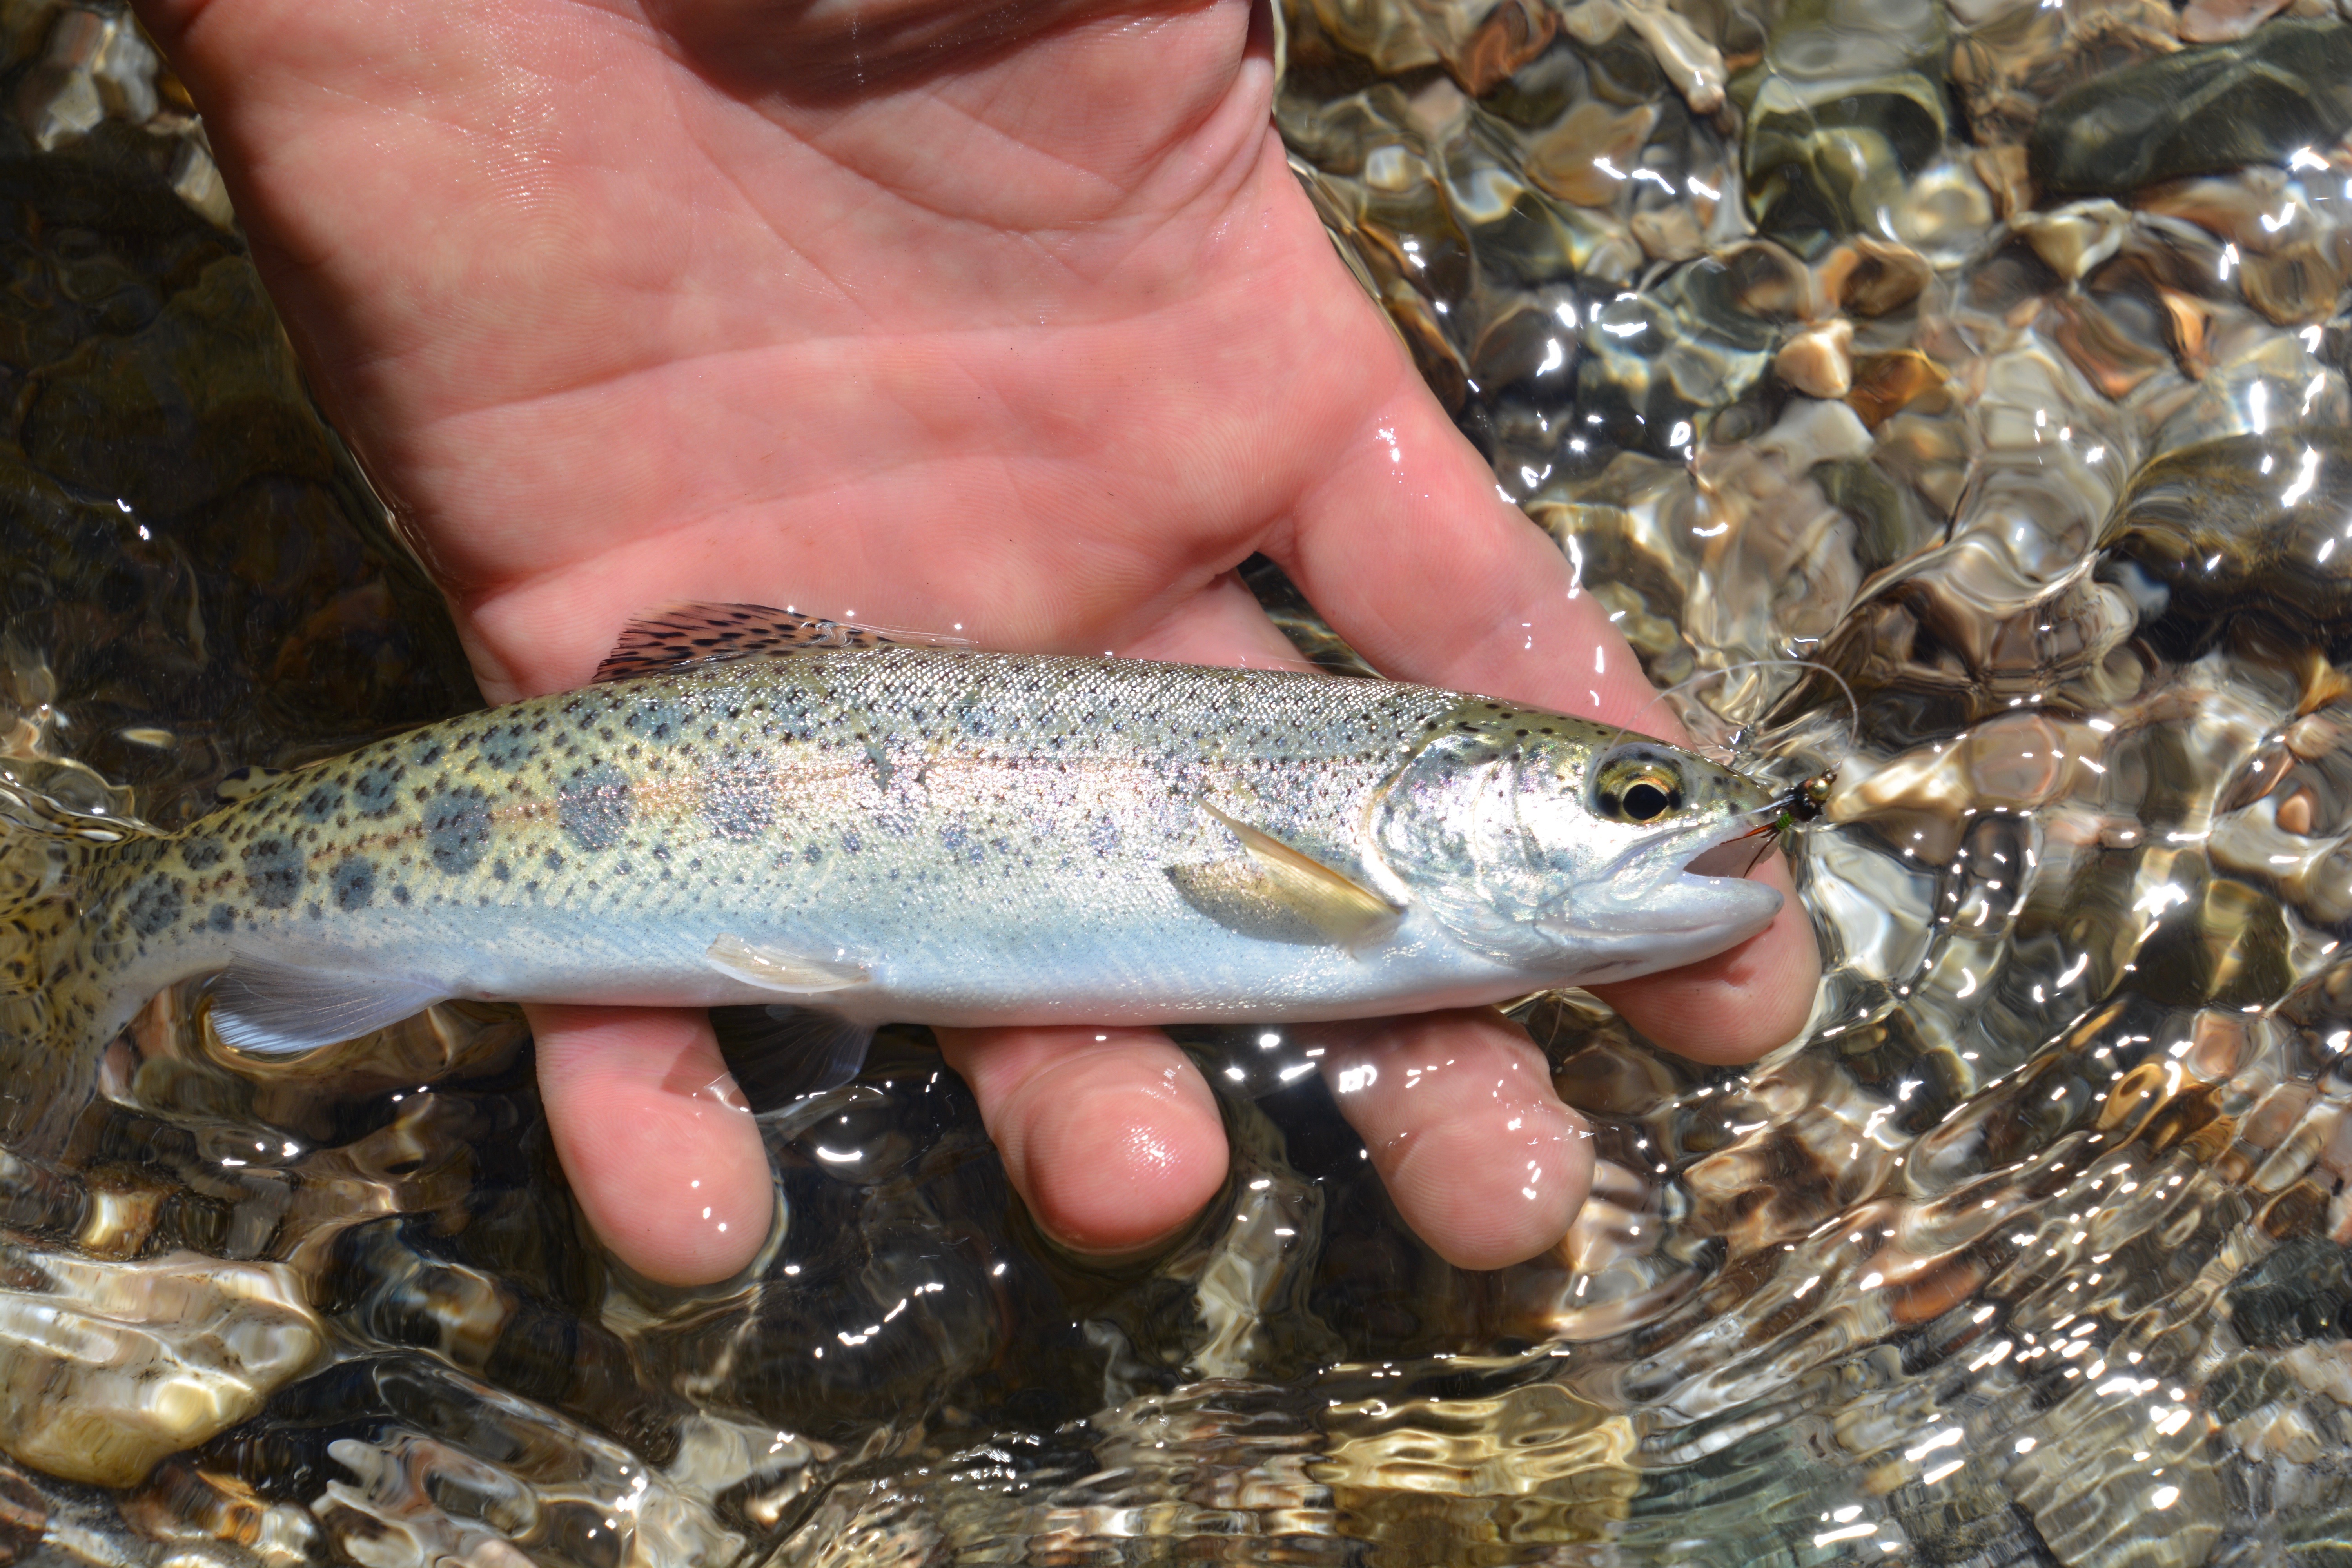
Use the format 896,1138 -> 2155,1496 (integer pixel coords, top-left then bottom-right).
2100,429 -> 2352,657
2029,19 -> 2352,195
0,1250 -> 319,1488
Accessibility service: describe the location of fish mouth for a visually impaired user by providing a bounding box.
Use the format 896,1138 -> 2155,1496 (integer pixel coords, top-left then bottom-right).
1551,804 -> 1784,949
1682,828 -> 1771,882
1598,800 -> 1781,888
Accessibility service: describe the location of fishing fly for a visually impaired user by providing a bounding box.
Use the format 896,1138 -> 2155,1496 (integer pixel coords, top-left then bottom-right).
1731,768 -> 1836,876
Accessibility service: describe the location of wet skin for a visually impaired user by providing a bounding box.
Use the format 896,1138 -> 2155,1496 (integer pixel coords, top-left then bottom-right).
131,0 -> 1819,1281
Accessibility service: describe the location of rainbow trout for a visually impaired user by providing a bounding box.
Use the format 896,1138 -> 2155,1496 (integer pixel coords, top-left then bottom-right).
5,607 -> 1784,1104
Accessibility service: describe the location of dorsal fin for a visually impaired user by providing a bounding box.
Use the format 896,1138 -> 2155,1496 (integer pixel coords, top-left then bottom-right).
593,603 -> 975,682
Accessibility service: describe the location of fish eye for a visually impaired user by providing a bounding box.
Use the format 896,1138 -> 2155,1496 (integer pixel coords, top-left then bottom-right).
1593,752 -> 1685,823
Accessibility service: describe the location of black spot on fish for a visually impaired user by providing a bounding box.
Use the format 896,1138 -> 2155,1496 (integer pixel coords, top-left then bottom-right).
624,697 -> 692,745
180,838 -> 223,871
558,764 -> 632,852
412,737 -> 446,766
423,784 -> 493,876
354,761 -> 405,818
701,765 -> 774,840
297,780 -> 344,821
479,722 -> 534,771
841,831 -> 861,854
331,855 -> 375,911
492,859 -> 512,883
243,837 -> 304,909
393,884 -> 412,906
544,848 -> 564,872
207,903 -> 236,933
124,874 -> 183,937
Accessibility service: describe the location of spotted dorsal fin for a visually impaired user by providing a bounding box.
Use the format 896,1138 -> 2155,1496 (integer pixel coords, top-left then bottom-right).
594,602 -> 975,682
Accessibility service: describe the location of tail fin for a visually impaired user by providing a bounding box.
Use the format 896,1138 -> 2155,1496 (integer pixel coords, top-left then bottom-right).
0,762 -> 156,1151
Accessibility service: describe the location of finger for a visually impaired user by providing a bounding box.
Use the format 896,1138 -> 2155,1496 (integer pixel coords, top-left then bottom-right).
1285,387 -> 1822,1056
938,1025 -> 1228,1256
1120,568 -> 1321,671
1280,396 -> 1660,713
527,1003 -> 775,1285
1315,1009 -> 1591,1271
648,0 -> 1133,94
1591,850 -> 1818,1061
1263,302 -> 1656,712
923,580 -> 1284,1260
1261,225 -> 1820,1063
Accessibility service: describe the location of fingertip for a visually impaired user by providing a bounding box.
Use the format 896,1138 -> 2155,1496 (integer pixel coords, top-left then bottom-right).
528,1004 -> 775,1286
1385,1096 -> 1593,1271
1320,1011 -> 1594,1271
939,1026 -> 1229,1258
1590,849 -> 1820,1065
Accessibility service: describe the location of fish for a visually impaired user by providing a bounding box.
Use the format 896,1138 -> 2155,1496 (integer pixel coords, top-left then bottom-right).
0,605 -> 1786,1126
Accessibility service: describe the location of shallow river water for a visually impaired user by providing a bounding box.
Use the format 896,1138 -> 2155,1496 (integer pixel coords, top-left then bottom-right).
7,0 -> 2352,1564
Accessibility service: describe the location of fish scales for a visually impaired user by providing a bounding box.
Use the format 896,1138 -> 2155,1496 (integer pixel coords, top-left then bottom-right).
83,652 -> 1452,1016
14,646 -> 1783,1094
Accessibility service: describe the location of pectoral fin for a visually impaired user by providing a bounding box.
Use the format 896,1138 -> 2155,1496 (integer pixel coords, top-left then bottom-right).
1169,804 -> 1400,947
704,934 -> 870,995
208,957 -> 450,1056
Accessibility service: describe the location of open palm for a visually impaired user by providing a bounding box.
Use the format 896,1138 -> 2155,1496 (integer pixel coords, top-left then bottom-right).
136,0 -> 1817,1282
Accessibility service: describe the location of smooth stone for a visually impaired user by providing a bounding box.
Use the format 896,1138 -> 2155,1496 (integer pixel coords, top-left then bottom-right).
2029,19 -> 2352,196
2098,428 -> 2352,659
0,1250 -> 321,1486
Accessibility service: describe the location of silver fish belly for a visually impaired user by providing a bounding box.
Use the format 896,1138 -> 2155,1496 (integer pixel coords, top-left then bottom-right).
49,647 -> 1784,1062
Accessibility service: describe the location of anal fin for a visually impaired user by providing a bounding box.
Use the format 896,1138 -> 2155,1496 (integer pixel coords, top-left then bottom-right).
1170,803 -> 1400,948
595,603 -> 975,682
209,957 -> 450,1056
710,1006 -> 875,1112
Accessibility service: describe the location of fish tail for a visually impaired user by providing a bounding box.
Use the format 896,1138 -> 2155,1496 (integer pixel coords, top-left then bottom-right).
0,777 -> 159,1149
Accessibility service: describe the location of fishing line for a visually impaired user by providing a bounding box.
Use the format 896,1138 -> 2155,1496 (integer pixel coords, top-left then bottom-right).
1600,658 -> 1859,778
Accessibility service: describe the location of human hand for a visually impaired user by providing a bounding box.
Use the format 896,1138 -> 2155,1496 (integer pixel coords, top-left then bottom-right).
133,0 -> 1818,1282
